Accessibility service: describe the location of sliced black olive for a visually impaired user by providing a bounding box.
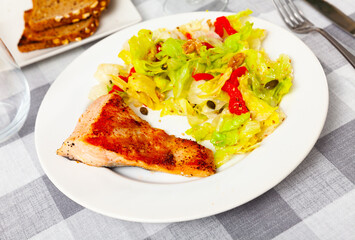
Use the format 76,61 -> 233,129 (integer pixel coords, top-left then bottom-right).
140,107 -> 148,115
265,80 -> 279,90
207,100 -> 216,110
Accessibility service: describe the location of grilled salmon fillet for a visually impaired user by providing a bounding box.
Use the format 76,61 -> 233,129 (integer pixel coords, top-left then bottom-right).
57,93 -> 216,177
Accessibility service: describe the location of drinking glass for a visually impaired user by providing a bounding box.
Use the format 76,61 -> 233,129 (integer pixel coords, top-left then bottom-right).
164,0 -> 228,14
0,39 -> 30,143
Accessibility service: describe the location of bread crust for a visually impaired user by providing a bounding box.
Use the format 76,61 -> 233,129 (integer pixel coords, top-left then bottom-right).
28,0 -> 109,31
18,12 -> 99,52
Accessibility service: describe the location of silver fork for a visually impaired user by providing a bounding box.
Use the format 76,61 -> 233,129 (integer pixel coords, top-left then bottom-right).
273,0 -> 355,68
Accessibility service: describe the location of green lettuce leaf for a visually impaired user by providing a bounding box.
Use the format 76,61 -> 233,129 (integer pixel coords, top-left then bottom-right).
128,29 -> 155,60
125,73 -> 161,109
217,112 -> 250,132
211,129 -> 239,147
156,38 -> 186,59
211,113 -> 250,147
213,119 -> 260,167
169,61 -> 193,99
160,98 -> 207,126
186,122 -> 214,142
126,29 -> 169,76
198,68 -> 232,98
226,9 -> 253,31
245,50 -> 293,107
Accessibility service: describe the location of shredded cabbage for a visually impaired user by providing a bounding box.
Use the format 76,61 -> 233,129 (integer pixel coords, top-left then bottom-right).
90,10 -> 293,168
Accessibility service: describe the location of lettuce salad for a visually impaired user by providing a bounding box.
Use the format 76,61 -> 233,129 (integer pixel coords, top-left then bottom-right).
89,10 -> 293,167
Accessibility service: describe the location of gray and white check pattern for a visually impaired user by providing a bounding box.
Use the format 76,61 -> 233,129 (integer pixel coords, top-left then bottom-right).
1,0 -> 354,239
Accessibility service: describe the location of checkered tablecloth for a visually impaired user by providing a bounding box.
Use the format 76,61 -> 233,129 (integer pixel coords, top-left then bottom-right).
1,0 -> 355,239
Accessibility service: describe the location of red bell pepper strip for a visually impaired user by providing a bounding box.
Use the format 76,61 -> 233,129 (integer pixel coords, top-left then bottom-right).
129,67 -> 136,76
228,91 -> 249,115
111,67 -> 136,93
221,66 -> 248,115
222,66 -> 247,91
185,32 -> 192,39
110,67 -> 136,93
118,75 -> 128,82
192,73 -> 214,81
229,66 -> 247,86
156,43 -> 162,53
117,67 -> 136,83
214,18 -> 224,38
221,80 -> 236,93
214,16 -> 238,38
202,42 -> 214,49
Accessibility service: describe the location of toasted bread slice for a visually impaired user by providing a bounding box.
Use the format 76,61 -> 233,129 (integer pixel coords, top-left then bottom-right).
18,10 -> 99,52
28,0 -> 109,31
57,94 -> 216,177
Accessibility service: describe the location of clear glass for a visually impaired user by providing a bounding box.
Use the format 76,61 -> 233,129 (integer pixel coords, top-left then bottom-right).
164,0 -> 228,14
0,39 -> 30,143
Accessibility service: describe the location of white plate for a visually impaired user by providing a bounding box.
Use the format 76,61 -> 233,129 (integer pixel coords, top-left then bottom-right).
35,12 -> 328,223
0,0 -> 142,67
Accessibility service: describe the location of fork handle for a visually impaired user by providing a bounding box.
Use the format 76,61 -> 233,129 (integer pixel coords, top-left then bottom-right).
315,28 -> 355,68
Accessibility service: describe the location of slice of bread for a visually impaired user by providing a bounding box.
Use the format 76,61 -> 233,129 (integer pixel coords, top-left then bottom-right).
18,10 -> 99,52
28,0 -> 109,31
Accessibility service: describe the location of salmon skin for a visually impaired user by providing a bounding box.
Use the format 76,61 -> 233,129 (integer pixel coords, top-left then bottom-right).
57,93 -> 216,177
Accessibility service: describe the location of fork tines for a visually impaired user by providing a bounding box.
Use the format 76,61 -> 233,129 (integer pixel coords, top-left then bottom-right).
273,0 -> 311,30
